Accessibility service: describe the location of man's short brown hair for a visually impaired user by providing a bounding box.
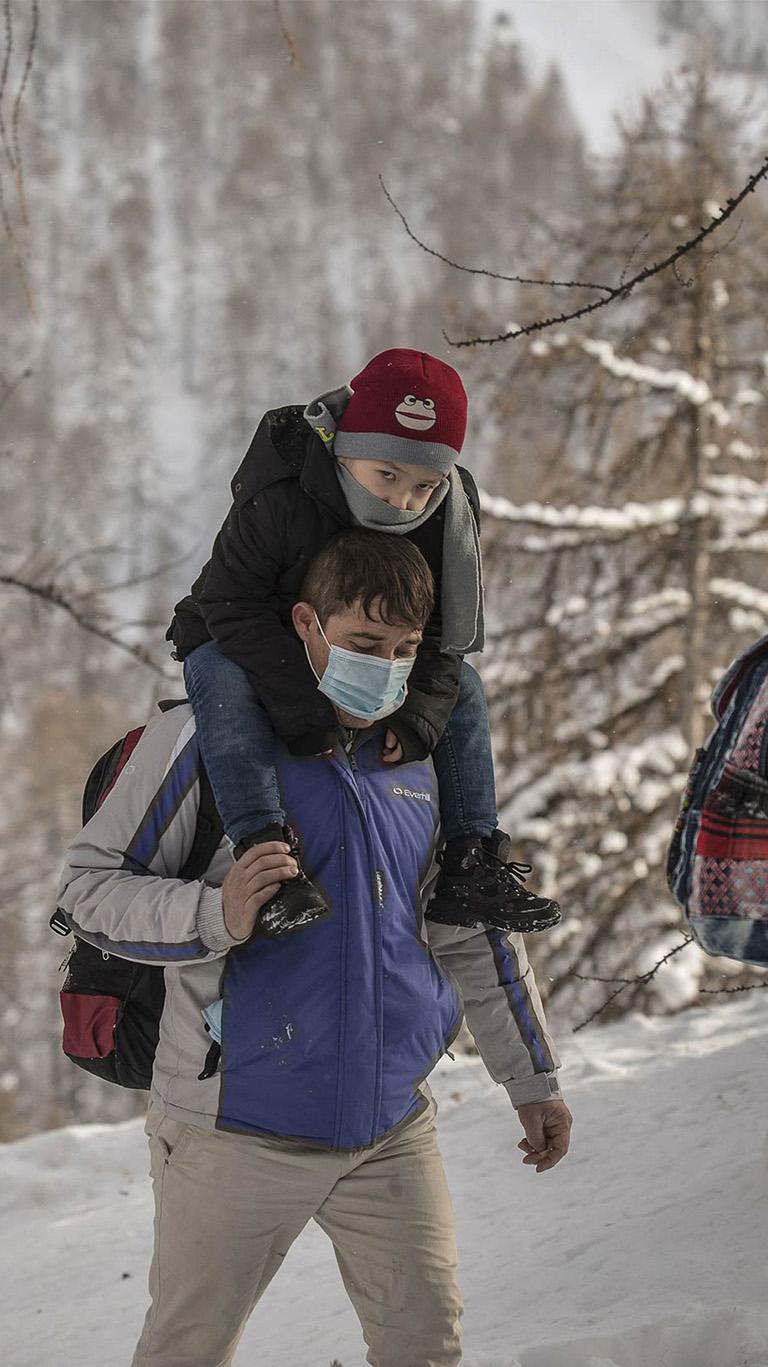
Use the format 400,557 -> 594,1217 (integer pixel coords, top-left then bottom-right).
300,530 -> 434,631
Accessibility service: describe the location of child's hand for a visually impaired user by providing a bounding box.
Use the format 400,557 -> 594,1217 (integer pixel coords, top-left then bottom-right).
222,843 -> 298,941
381,729 -> 403,764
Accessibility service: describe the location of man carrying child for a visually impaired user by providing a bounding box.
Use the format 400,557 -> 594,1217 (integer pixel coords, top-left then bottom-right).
58,529 -> 571,1367
172,348 -> 561,940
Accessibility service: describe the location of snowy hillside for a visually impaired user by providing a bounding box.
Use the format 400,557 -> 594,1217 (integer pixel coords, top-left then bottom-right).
483,0 -> 768,151
3,992 -> 767,1367
481,0 -> 671,151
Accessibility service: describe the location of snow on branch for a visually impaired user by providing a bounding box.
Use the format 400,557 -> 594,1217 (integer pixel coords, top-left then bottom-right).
581,338 -> 712,405
524,334 -> 746,426
483,610 -> 688,698
480,468 -> 768,551
705,472 -> 768,500
479,487 -> 710,533
699,474 -> 768,543
628,588 -> 691,617
710,577 -> 768,617
552,655 -> 685,744
498,729 -> 689,833
712,530 -> 768,554
538,590 -> 688,644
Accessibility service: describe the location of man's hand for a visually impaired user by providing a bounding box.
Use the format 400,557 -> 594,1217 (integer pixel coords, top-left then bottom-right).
381,728 -> 403,764
516,1100 -> 573,1173
222,843 -> 298,941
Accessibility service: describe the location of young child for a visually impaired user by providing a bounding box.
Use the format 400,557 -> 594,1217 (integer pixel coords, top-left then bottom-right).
169,348 -> 561,938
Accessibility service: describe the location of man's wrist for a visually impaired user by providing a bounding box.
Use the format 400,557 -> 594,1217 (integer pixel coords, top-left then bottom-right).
197,884 -> 249,952
504,1072 -> 562,1109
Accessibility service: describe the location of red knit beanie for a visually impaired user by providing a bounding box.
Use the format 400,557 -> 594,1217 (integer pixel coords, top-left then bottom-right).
334,348 -> 467,474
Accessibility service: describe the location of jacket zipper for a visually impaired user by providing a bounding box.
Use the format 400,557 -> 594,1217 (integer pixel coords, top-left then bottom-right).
330,772 -> 351,1149
353,757 -> 385,1143
336,751 -> 384,1145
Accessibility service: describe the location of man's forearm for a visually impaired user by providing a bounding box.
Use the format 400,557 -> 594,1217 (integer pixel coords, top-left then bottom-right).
428,919 -> 562,1106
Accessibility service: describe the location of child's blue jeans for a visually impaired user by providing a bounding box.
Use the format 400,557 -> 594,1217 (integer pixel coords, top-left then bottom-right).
183,641 -> 498,846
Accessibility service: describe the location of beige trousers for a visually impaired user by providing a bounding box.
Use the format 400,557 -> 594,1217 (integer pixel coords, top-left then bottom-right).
131,1095 -> 463,1367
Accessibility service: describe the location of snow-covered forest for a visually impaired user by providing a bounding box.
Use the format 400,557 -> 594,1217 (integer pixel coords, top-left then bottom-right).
2,0 -> 768,1145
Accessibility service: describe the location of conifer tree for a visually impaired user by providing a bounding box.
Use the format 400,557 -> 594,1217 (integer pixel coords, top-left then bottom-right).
470,60 -> 768,1018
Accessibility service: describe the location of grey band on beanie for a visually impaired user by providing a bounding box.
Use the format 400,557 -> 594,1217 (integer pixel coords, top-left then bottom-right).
332,429 -> 458,477
305,386 -> 458,475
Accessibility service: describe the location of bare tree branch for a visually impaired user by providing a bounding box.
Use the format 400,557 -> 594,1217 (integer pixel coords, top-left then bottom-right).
73,548 -> 196,600
0,0 -> 35,313
699,980 -> 768,996
379,176 -> 614,294
383,153 -> 768,346
272,0 -> 302,70
0,363 -> 30,411
571,935 -> 694,1032
0,0 -> 14,171
10,0 -> 37,228
0,573 -> 173,676
48,542 -> 128,576
618,212 -> 666,288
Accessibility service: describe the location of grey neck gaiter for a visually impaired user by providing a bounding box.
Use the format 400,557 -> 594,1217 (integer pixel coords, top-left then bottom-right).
335,460 -> 448,533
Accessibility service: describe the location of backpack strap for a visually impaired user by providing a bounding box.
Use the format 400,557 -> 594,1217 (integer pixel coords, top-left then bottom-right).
179,762 -> 224,881
713,634 -> 768,719
157,698 -> 224,878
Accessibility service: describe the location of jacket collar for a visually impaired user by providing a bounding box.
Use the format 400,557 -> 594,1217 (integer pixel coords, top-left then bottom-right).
230,404 -> 350,527
299,432 -> 350,524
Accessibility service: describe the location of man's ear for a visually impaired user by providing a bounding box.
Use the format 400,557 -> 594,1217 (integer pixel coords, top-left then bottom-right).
292,601 -> 315,642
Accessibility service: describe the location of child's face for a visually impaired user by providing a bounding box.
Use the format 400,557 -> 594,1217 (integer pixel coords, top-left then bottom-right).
337,456 -> 444,514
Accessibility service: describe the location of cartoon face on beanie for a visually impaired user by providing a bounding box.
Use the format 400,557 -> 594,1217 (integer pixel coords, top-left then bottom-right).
334,348 -> 467,475
395,395 -> 437,431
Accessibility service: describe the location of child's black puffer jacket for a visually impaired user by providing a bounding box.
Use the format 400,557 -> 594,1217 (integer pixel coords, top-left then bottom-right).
168,405 -> 480,761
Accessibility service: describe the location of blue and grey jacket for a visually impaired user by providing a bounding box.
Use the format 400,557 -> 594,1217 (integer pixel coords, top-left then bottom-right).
57,705 -> 562,1149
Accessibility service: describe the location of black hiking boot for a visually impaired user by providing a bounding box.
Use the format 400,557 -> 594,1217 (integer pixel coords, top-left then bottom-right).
234,824 -> 331,939
426,830 -> 561,934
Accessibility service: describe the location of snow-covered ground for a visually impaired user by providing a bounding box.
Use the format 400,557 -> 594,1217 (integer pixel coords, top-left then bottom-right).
2,992 -> 767,1367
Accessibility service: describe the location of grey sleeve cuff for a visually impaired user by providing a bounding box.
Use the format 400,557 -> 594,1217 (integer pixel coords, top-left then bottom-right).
196,884 -> 248,953
504,1072 -> 563,1108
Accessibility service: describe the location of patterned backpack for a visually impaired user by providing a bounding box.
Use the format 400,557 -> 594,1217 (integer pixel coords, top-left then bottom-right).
667,633 -> 768,966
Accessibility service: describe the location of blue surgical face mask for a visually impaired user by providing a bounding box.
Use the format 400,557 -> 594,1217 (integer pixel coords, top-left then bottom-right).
305,613 -> 416,722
